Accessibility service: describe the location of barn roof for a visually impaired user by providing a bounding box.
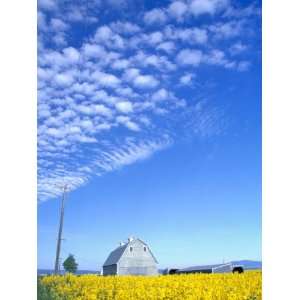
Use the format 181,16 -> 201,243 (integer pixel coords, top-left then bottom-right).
179,263 -> 231,272
103,244 -> 127,266
103,238 -> 158,266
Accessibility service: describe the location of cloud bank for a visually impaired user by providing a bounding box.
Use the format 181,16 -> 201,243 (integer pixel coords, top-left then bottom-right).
38,0 -> 260,201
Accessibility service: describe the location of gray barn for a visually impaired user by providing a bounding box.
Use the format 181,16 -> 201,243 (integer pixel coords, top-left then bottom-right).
103,237 -> 158,275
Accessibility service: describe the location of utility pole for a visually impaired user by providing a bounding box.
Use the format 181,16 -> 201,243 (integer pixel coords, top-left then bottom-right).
54,184 -> 68,274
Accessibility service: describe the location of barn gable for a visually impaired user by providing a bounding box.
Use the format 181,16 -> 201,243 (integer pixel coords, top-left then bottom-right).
102,237 -> 158,275
119,239 -> 158,263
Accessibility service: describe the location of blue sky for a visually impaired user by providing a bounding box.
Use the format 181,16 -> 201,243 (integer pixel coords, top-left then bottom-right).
37,0 -> 261,270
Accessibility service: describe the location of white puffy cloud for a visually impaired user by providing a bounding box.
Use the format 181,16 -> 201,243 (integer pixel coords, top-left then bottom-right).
76,105 -> 94,115
163,26 -> 208,45
204,49 -> 235,69
116,116 -> 140,131
52,33 -> 67,46
115,101 -> 134,114
189,0 -> 229,16
79,119 -> 94,130
143,55 -> 161,67
38,67 -> 54,81
176,49 -> 203,66
157,41 -> 176,53
67,7 -> 85,22
178,28 -> 208,44
180,73 -> 194,85
54,72 -> 74,87
91,71 -> 121,87
209,20 -> 244,39
111,59 -> 130,70
123,68 -> 140,81
237,61 -> 251,71
38,103 -> 51,118
147,31 -> 164,45
38,0 -> 57,11
168,1 -> 188,21
71,82 -> 96,95
144,8 -> 168,25
73,134 -> 98,143
223,3 -> 261,18
133,75 -> 159,89
50,18 -> 69,31
59,109 -> 76,119
63,47 -> 80,63
96,123 -> 112,131
46,127 -> 65,138
90,90 -> 108,102
124,120 -> 140,131
142,0 -> 230,23
110,21 -> 141,34
68,126 -> 81,134
151,88 -> 170,102
205,49 -> 226,65
94,104 -> 113,117
83,44 -> 106,58
131,51 -> 176,72
115,87 -> 136,97
94,25 -> 112,41
94,25 -> 125,49
229,42 -> 248,55
39,48 -> 81,68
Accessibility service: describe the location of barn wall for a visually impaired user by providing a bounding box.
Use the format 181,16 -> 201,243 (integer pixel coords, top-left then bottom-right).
119,266 -> 157,275
118,240 -> 158,275
103,264 -> 117,275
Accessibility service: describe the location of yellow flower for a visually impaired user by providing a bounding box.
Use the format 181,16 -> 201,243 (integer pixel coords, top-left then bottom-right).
40,271 -> 262,300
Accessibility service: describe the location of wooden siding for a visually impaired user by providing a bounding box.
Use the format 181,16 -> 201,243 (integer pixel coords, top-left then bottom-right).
103,239 -> 158,276
118,266 -> 157,275
118,239 -> 158,275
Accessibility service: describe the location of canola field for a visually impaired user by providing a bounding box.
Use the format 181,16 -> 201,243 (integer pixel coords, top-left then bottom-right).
39,271 -> 261,300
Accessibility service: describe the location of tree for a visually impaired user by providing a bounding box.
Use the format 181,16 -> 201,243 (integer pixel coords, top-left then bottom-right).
63,254 -> 78,273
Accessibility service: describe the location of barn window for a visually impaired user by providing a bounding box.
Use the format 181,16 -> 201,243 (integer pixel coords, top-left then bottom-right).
144,246 -> 147,252
130,247 -> 133,252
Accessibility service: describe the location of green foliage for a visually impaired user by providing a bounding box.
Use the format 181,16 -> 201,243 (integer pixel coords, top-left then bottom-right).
63,254 -> 78,274
37,278 -> 60,300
